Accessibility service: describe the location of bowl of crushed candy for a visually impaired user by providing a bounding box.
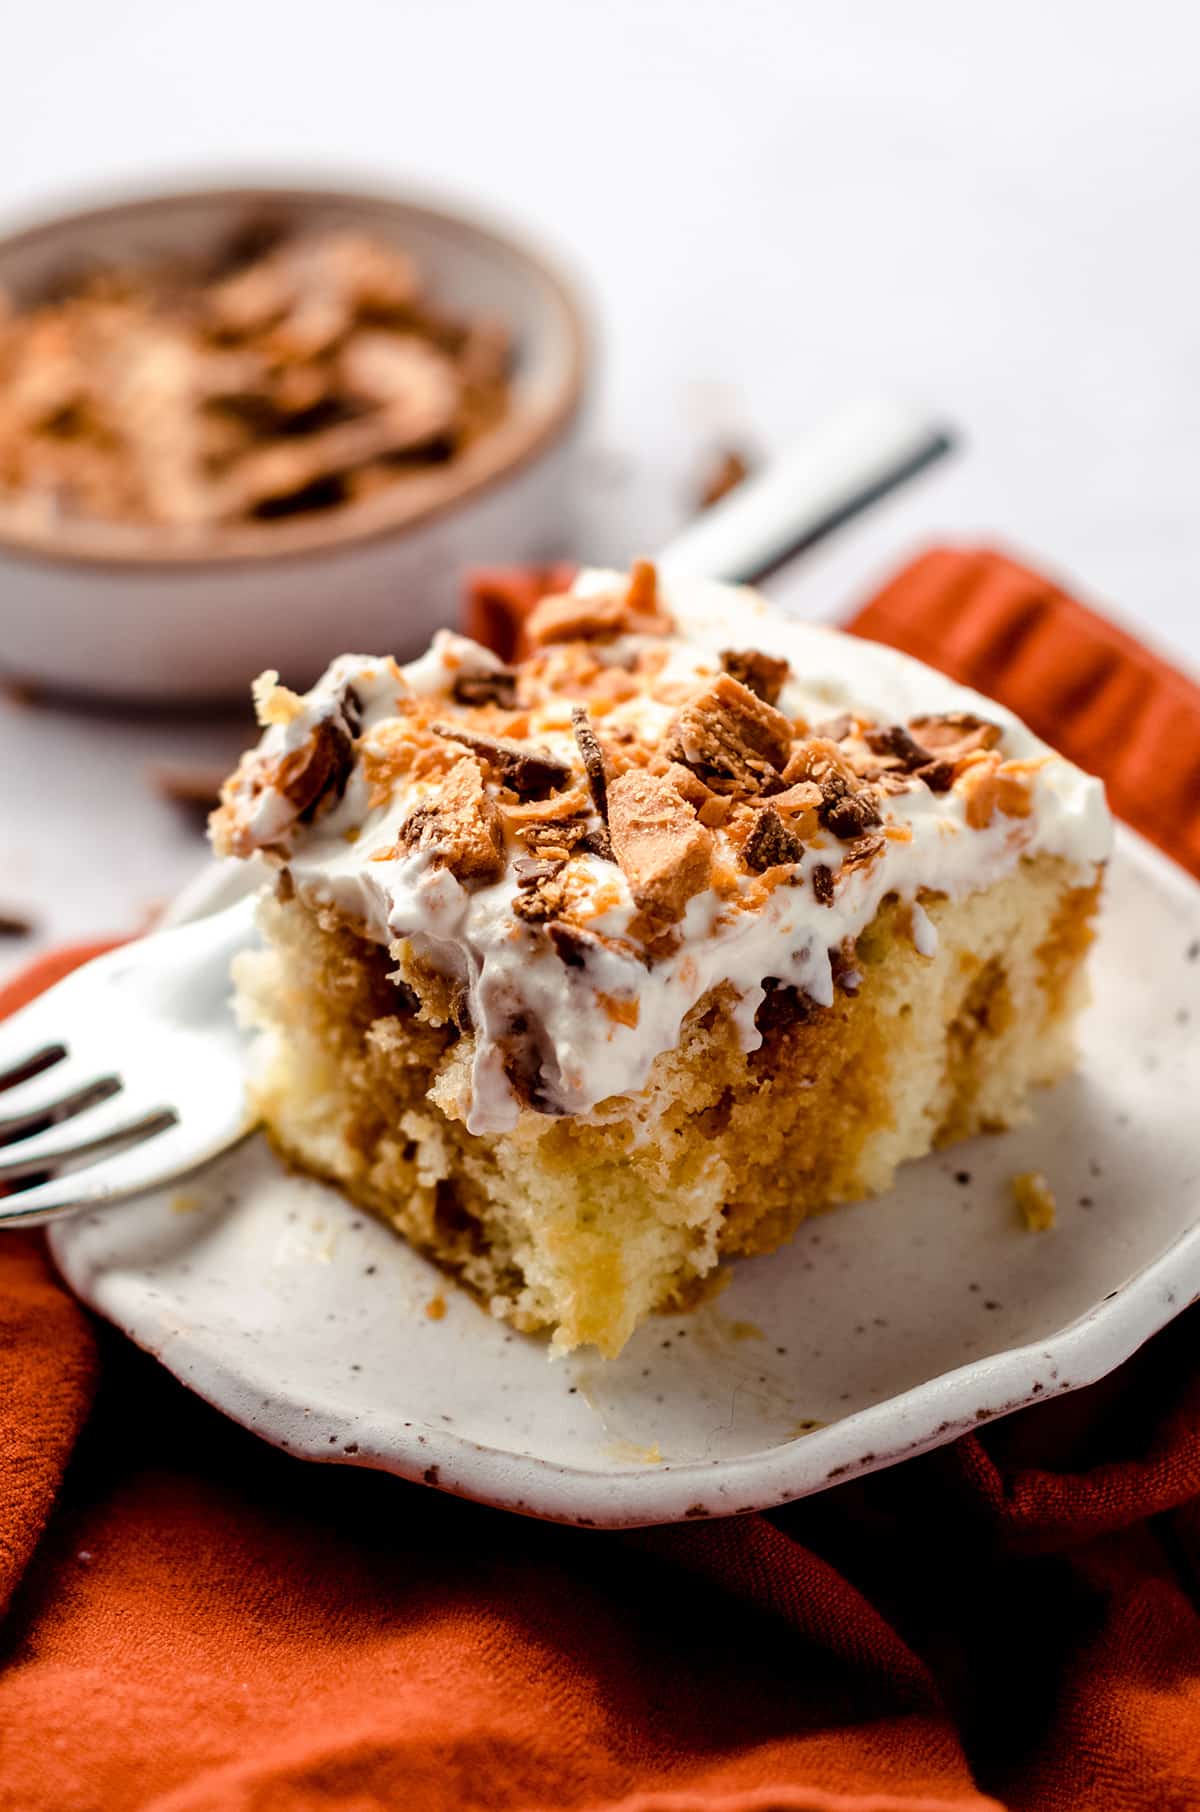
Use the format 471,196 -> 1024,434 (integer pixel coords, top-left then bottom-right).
0,180 -> 589,703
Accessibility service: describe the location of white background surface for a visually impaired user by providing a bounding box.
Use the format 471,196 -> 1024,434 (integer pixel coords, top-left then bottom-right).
3,0 -> 1198,975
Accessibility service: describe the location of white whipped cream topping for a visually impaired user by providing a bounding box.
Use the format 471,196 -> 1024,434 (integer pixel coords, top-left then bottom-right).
230,572 -> 1112,1134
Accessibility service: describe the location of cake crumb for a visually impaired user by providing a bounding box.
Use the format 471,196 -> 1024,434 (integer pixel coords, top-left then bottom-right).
607,1439 -> 663,1465
425,1294 -> 447,1320
1012,1170 -> 1056,1232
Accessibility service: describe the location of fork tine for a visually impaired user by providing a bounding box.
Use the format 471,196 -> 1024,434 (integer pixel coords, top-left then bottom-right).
0,896 -> 256,1225
0,1075 -> 123,1149
0,1107 -> 179,1197
0,1043 -> 68,1094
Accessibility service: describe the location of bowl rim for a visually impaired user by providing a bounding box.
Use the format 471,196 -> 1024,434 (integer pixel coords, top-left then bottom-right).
0,179 -> 589,575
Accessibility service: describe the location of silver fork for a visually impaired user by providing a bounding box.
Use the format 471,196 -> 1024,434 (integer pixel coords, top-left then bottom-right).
0,401 -> 952,1229
0,900 -> 256,1227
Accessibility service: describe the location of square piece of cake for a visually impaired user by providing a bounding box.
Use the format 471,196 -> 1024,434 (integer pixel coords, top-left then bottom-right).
212,565 -> 1112,1355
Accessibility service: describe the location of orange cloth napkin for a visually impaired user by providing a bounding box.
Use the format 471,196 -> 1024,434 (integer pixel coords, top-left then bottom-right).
3,547 -> 1200,1812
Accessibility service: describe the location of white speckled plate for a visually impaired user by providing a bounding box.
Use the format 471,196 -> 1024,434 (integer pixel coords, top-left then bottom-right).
49,827 -> 1200,1526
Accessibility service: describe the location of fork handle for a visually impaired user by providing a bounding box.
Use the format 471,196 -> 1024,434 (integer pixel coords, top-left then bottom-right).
656,398 -> 954,588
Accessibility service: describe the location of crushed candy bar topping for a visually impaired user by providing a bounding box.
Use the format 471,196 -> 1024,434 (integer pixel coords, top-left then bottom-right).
667,672 -> 793,793
909,712 -> 1002,759
721,648 -> 790,705
607,769 -> 714,925
524,561 -> 674,648
571,706 -> 610,826
275,717 -> 357,821
510,856 -> 570,924
451,664 -> 518,710
212,569 -> 1112,1132
961,761 -> 1037,831
252,669 -> 306,727
0,224 -> 511,541
810,863 -> 835,906
818,775 -> 883,841
780,737 -> 882,840
863,723 -> 935,770
914,758 -> 956,793
219,673 -> 361,855
626,559 -> 659,613
430,723 -> 572,799
742,806 -> 806,873
394,756 -> 505,883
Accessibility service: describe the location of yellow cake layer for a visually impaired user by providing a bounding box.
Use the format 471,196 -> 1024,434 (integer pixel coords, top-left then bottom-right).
233,855 -> 1099,1356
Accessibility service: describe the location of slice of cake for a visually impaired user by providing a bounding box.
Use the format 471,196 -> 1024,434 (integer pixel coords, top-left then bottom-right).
211,564 -> 1112,1356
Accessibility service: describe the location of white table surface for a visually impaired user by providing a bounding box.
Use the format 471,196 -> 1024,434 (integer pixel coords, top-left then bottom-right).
3,0 -> 1198,978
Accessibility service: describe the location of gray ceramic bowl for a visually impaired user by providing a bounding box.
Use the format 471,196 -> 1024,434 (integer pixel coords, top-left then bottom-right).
0,182 -> 589,702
